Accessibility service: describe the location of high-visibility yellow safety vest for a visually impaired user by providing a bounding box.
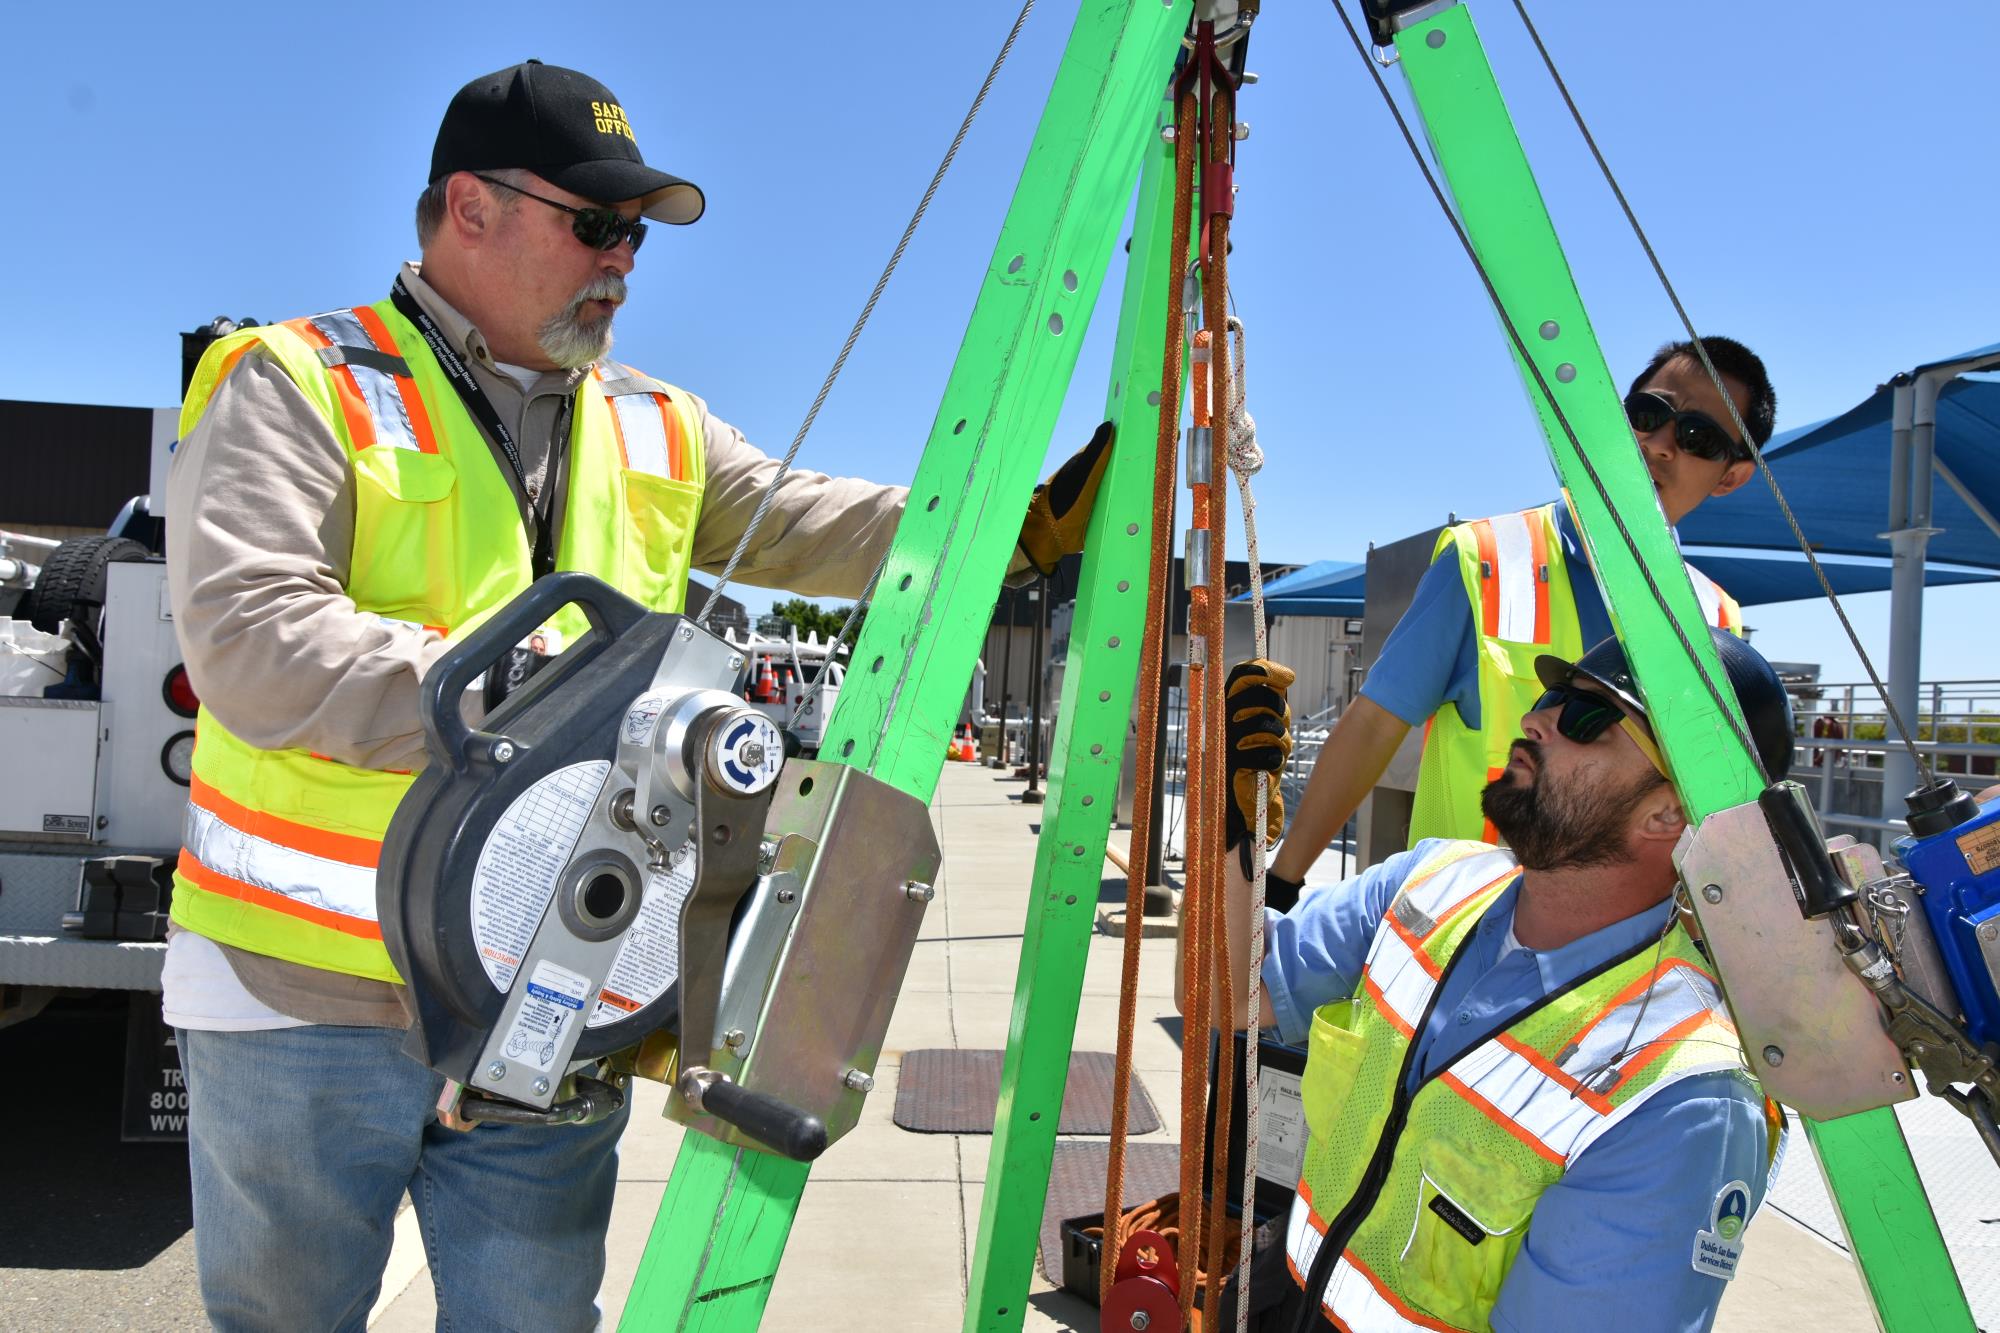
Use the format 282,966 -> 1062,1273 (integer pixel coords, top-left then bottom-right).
1406,501 -> 1742,847
171,300 -> 707,983
1284,841 -> 1771,1332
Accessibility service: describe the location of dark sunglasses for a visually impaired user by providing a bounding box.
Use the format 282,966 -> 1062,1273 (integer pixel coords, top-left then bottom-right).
1624,389 -> 1745,463
1531,682 -> 1628,745
1532,681 -> 1671,775
473,174 -> 648,254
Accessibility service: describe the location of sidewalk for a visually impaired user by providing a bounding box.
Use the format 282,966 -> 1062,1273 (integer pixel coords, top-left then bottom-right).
373,762 -> 1875,1330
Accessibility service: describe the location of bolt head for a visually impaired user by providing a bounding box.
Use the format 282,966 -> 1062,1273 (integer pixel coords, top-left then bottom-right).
1132,1312 -> 1150,1330
491,740 -> 515,764
776,888 -> 797,904
725,1029 -> 748,1050
904,880 -> 936,903
649,804 -> 671,826
729,655 -> 745,672
843,1068 -> 875,1093
486,1060 -> 508,1081
531,1077 -> 551,1097
1979,921 -> 1999,943
1762,1045 -> 1785,1068
1701,884 -> 1724,904
677,624 -> 696,641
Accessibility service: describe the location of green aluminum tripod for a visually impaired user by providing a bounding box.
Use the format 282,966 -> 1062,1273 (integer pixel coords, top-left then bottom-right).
618,3 -> 1971,1328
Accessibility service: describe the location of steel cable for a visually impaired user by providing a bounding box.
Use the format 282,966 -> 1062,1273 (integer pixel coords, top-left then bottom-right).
697,0 -> 1036,624
1506,0 -> 1934,788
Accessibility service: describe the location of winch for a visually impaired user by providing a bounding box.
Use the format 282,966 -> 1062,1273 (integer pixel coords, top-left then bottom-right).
1676,777 -> 2000,1161
377,573 -> 941,1161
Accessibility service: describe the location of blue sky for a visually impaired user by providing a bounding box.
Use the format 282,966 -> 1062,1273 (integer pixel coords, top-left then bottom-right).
5,2 -> 1996,686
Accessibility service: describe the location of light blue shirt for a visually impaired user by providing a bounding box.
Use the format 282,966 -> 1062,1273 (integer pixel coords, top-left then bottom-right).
1262,842 -> 1775,1333
1358,501 -> 1613,731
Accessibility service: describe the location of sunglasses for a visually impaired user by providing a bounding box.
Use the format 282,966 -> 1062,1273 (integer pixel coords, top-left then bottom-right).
1531,682 -> 1670,777
1623,389 -> 1745,463
474,174 -> 648,254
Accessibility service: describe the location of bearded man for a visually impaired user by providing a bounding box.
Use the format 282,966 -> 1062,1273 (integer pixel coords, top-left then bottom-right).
1205,630 -> 1797,1331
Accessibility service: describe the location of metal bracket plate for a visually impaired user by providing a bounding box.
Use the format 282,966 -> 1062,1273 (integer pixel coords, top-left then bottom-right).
1676,800 -> 1914,1118
667,759 -> 941,1151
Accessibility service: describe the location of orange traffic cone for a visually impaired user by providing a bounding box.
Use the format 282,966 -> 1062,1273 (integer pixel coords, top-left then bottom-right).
753,657 -> 779,703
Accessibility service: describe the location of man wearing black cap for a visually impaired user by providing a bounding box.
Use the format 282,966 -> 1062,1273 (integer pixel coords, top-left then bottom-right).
162,60 -> 1110,1330
1203,629 -> 1795,1330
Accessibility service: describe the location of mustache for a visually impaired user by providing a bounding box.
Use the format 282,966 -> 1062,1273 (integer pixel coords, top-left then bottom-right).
567,274 -> 627,311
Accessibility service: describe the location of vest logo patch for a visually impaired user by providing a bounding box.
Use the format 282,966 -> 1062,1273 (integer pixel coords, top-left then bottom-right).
1426,1192 -> 1486,1246
1691,1178 -> 1750,1280
590,100 -> 637,144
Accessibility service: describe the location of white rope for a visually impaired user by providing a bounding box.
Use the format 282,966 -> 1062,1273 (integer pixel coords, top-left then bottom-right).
1226,312 -> 1265,1331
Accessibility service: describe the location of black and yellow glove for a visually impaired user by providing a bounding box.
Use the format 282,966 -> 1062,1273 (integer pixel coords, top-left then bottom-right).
1225,658 -> 1294,871
1009,419 -> 1115,586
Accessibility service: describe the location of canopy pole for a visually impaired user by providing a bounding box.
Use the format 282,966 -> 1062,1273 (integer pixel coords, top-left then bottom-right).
1882,374 -> 1940,824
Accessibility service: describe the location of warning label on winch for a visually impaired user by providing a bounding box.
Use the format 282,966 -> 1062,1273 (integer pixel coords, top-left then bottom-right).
471,760 -> 613,992
589,842 -> 697,1027
501,959 -> 594,1073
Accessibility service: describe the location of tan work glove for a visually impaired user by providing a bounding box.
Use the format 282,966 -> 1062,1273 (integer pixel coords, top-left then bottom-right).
1008,420 -> 1115,586
1225,658 -> 1294,865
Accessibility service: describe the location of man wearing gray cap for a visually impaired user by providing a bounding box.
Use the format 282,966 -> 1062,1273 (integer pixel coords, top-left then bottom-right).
163,60 -> 1104,1330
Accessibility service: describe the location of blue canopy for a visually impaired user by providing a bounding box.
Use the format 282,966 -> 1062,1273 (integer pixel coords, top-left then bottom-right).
1248,559 -> 1366,616
1680,343 -> 2000,570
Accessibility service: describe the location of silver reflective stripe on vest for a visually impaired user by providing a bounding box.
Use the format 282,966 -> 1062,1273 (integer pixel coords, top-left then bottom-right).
1281,1203 -> 1431,1333
310,309 -> 422,452
1488,510 -> 1539,642
1442,957 -> 1739,1165
609,392 -> 674,478
1362,849 -> 1519,1031
182,800 -> 379,924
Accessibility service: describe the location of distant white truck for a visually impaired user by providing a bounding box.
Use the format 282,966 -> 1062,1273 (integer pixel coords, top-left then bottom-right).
0,405 -> 194,1139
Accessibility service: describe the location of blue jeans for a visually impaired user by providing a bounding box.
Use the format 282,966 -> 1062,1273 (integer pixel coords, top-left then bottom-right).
179,1024 -> 628,1332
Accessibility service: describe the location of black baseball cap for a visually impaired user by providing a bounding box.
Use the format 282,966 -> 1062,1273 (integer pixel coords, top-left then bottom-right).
430,61 -> 705,225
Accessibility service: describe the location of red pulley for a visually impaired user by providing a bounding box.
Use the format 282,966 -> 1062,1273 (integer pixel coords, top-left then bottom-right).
1100,1273 -> 1179,1333
1113,1227 -> 1179,1298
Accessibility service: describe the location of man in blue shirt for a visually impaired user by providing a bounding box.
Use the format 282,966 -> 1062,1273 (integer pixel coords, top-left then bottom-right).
1263,339 -> 1776,904
1212,629 -> 1796,1331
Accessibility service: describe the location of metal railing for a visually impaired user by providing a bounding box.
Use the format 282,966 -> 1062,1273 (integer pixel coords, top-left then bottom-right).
1788,678 -> 2000,843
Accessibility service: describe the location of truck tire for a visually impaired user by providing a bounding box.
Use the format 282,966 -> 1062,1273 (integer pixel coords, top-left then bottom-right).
19,536 -> 151,637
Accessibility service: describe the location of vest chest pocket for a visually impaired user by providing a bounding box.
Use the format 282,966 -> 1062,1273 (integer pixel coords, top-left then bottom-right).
350,448 -> 459,622
1399,1139 -> 1538,1327
621,470 -> 702,613
1302,1000 -> 1369,1139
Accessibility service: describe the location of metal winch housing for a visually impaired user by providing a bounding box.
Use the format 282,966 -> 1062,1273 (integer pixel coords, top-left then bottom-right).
378,573 -> 938,1159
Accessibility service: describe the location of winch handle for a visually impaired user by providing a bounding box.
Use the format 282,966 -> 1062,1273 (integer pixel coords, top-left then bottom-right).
1760,780 -> 1858,919
421,572 -> 650,771
700,1079 -> 829,1162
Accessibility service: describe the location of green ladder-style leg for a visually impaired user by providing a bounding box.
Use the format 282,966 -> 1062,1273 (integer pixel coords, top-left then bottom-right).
963,69 -> 1188,1333
1387,6 -> 1970,1328
618,3 -> 1191,1326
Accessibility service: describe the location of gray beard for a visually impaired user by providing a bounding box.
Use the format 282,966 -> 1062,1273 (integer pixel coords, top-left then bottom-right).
537,304 -> 615,370
537,276 -> 625,369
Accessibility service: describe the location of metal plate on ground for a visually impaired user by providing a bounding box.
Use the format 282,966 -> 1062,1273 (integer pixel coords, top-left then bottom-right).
1038,1141 -> 1182,1282
893,1048 -> 1159,1135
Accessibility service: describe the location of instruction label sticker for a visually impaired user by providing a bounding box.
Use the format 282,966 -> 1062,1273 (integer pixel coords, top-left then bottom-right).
470,760 -> 612,991
1256,1067 -> 1308,1187
623,691 -> 669,747
502,959 -> 595,1074
589,842 -> 697,1027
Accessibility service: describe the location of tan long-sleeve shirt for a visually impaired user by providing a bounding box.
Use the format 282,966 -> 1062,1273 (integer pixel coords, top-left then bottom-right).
166,263 -> 906,1024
